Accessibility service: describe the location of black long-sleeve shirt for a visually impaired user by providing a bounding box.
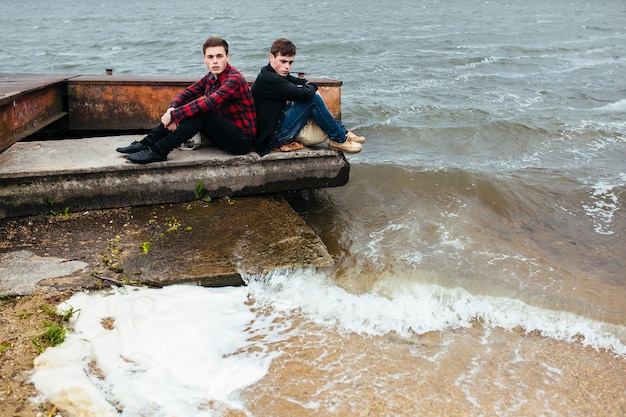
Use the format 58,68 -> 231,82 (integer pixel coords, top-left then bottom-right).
251,64 -> 318,155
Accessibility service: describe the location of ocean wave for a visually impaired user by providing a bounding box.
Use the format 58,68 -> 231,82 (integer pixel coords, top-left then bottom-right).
300,163 -> 626,322
597,99 -> 626,113
245,269 -> 626,357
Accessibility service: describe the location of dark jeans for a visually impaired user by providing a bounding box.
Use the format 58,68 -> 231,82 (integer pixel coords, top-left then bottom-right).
141,111 -> 254,155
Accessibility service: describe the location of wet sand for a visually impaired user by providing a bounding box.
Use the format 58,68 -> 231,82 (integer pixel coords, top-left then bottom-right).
234,318 -> 626,416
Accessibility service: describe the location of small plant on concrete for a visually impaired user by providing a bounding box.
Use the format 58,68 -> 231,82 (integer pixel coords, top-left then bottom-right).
164,216 -> 181,232
140,215 -> 161,254
0,341 -> 11,358
32,303 -> 79,353
140,240 -> 151,254
121,277 -> 144,286
195,181 -> 211,202
138,210 -> 192,255
45,197 -> 70,217
102,235 -> 123,268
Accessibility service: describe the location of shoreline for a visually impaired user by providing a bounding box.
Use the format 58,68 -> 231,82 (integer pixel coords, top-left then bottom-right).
0,195 -> 336,415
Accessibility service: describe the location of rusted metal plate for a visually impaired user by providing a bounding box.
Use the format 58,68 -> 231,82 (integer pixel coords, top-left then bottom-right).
68,75 -> 343,130
317,83 -> 342,119
0,74 -> 71,152
0,74 -> 72,102
68,76 -> 195,130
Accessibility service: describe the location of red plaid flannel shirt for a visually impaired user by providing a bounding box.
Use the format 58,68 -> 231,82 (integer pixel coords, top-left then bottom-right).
168,64 -> 256,138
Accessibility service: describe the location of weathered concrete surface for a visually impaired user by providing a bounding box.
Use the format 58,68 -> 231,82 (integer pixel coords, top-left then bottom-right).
0,195 -> 334,295
0,135 -> 349,218
0,250 -> 90,295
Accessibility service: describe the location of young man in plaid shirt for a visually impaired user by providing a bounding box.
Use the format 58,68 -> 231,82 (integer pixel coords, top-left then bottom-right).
117,37 -> 257,164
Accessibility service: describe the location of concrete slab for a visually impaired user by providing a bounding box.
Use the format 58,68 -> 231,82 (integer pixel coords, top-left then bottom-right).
0,250 -> 89,295
0,195 -> 335,295
0,135 -> 349,218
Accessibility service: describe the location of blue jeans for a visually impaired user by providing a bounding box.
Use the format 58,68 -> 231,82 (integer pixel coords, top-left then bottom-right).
273,93 -> 347,148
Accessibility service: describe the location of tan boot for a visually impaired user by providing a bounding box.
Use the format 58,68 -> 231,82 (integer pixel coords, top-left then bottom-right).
329,140 -> 362,153
346,131 -> 366,144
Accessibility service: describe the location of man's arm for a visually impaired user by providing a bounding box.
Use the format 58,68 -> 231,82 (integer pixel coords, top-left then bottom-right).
159,77 -> 208,129
255,69 -> 317,102
168,78 -> 207,110
169,72 -> 243,124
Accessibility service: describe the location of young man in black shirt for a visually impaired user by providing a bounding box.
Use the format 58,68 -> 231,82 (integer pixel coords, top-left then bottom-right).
251,38 -> 365,156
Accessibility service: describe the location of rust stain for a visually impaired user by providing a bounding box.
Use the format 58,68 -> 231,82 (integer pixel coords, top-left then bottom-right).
69,83 -> 182,130
318,86 -> 342,120
0,85 -> 66,152
69,79 -> 342,130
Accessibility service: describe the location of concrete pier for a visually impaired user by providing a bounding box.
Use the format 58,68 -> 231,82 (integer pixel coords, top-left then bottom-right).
0,135 -> 349,218
0,74 -> 349,291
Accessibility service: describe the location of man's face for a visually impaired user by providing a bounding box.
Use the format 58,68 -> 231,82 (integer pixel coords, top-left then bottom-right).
269,53 -> 295,77
203,46 -> 230,76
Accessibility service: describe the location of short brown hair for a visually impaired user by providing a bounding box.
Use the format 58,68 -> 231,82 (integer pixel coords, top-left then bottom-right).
270,38 -> 296,57
203,37 -> 229,54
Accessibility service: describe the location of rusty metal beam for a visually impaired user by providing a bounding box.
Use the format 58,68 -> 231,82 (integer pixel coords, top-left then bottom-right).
0,74 -> 71,152
68,75 -> 343,131
316,82 -> 342,120
68,76 -> 193,130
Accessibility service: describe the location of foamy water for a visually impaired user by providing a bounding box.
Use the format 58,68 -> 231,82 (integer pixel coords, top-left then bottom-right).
31,285 -> 285,416
31,273 -> 626,416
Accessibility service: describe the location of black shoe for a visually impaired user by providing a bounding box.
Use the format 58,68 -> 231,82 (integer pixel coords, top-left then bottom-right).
127,149 -> 167,164
116,141 -> 149,154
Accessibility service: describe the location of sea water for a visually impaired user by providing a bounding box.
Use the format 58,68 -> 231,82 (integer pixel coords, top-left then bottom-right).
3,0 -> 626,415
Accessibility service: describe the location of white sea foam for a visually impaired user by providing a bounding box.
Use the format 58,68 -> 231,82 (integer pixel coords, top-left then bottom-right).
31,285 -> 286,417
582,174 -> 625,235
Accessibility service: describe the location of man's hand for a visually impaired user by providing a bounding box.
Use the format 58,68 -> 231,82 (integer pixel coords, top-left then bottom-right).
161,108 -> 178,131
